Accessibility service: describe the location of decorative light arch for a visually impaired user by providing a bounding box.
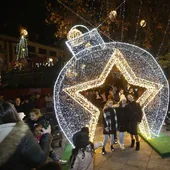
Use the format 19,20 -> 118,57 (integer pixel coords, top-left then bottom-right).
53,25 -> 169,146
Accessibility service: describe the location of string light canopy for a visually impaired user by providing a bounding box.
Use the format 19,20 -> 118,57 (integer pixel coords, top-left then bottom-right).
53,25 -> 169,146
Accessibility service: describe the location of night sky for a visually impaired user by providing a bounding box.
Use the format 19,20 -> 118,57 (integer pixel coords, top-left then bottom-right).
0,0 -> 56,45
0,0 -> 170,51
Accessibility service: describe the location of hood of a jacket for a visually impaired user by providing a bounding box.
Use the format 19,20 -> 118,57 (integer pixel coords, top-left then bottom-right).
0,122 -> 29,166
0,123 -> 16,143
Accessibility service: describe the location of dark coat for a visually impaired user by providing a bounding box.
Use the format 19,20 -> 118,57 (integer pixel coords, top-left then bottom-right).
128,101 -> 143,122
22,102 -> 34,117
127,101 -> 143,135
0,122 -> 52,170
14,104 -> 24,113
102,107 -> 116,134
116,105 -> 129,132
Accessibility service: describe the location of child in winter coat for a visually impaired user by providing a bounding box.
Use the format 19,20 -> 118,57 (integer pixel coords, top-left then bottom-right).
34,124 -> 43,143
25,108 -> 67,164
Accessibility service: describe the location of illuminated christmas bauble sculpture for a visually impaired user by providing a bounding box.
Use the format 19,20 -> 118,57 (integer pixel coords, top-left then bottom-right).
53,25 -> 169,146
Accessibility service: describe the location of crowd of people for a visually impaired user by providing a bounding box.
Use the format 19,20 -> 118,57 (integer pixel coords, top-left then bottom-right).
0,92 -> 66,170
0,84 -> 143,170
95,85 -> 142,153
67,85 -> 143,170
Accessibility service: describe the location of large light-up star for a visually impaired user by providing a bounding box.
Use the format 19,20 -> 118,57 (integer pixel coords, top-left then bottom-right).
64,49 -> 163,141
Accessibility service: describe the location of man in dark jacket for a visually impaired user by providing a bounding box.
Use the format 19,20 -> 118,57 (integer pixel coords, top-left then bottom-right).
22,96 -> 34,119
14,97 -> 24,113
127,94 -> 143,151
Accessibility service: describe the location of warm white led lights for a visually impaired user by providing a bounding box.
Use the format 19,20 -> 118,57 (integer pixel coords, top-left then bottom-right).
53,25 -> 169,146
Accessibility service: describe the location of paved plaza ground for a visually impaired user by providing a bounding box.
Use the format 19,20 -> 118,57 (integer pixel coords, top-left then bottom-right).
93,126 -> 170,170
55,125 -> 170,170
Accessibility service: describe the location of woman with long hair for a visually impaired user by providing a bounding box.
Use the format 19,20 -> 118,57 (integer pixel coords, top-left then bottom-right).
69,128 -> 102,170
0,101 -> 52,170
69,131 -> 93,170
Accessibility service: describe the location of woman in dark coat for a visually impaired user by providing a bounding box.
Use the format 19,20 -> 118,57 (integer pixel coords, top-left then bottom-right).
0,101 -> 52,170
127,94 -> 143,151
101,99 -> 119,155
116,98 -> 129,150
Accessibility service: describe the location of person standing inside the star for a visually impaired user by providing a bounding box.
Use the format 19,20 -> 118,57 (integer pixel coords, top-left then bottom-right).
101,99 -> 119,155
116,98 -> 129,150
118,88 -> 126,102
127,94 -> 143,151
126,87 -> 138,100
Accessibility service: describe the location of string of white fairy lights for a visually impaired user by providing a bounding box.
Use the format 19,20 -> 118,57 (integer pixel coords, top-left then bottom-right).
57,0 -> 169,58
53,26 -> 169,143
57,0 -> 128,44
96,0 -> 126,29
156,19 -> 170,60
53,1 -> 169,145
99,1 -> 105,22
121,0 -> 126,41
89,0 -> 95,12
56,0 -> 114,42
133,0 -> 143,44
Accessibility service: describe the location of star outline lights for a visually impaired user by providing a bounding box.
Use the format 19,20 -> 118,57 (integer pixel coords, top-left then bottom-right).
63,49 -> 163,141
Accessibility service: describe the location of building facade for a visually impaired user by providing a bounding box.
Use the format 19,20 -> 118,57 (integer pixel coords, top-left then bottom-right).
0,35 -> 68,87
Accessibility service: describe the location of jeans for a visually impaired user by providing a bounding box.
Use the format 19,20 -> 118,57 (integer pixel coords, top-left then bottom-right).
119,132 -> 124,144
103,134 -> 114,147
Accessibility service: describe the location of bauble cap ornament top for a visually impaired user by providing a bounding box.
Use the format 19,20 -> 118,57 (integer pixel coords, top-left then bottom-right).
67,28 -> 83,43
66,25 -> 105,57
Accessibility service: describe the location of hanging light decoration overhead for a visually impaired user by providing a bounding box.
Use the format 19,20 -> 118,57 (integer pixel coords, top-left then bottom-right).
20,29 -> 28,36
140,20 -> 147,27
109,10 -> 117,20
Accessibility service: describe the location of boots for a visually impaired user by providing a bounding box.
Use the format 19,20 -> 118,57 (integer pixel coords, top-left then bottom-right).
130,139 -> 135,148
136,141 -> 140,151
102,147 -> 106,155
